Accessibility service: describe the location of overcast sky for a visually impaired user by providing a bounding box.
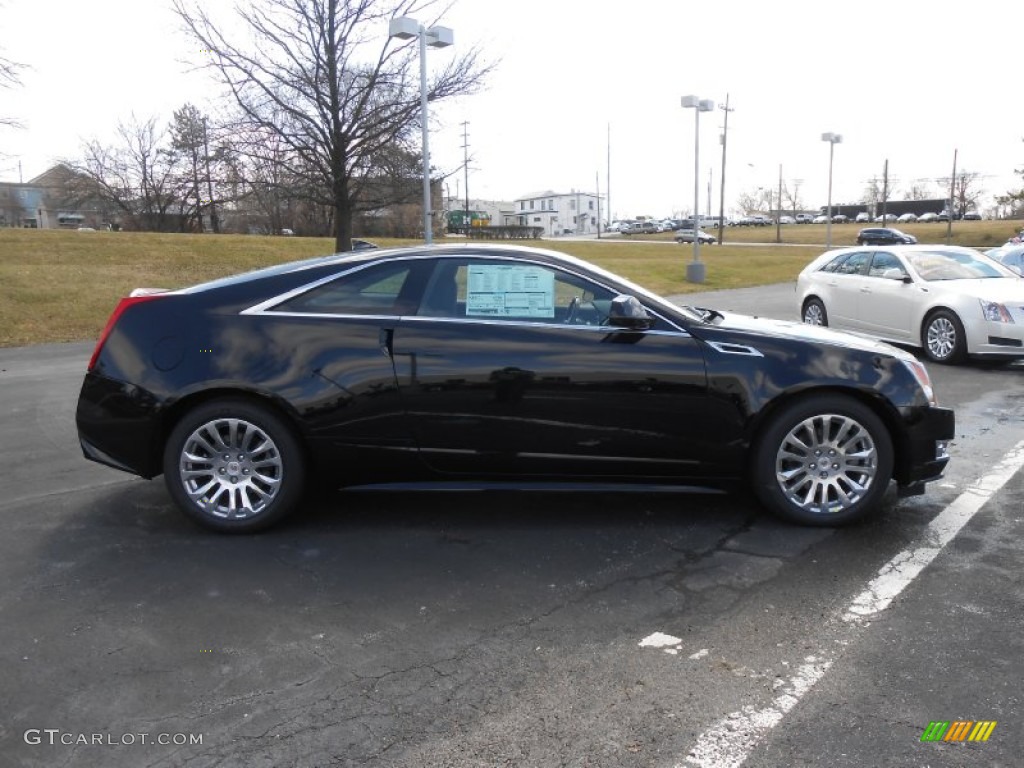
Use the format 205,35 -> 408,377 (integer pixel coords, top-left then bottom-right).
2,0 -> 1020,220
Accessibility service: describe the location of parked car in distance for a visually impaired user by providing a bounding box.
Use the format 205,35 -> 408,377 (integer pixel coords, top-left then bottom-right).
987,244 -> 1024,275
797,244 -> 1024,364
874,214 -> 899,223
856,227 -> 917,246
962,212 -> 982,220
813,215 -> 830,224
795,214 -> 815,224
778,215 -> 796,225
622,221 -> 658,235
897,213 -> 918,224
855,212 -> 872,223
674,228 -> 717,244
77,243 -> 954,532
917,212 -> 940,223
832,214 -> 849,223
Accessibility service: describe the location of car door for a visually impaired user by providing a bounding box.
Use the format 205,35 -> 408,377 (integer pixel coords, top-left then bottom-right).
819,251 -> 872,330
857,251 -> 916,341
388,255 -> 715,479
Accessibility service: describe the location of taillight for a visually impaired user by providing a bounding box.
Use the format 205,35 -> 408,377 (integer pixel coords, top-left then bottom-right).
87,295 -> 163,372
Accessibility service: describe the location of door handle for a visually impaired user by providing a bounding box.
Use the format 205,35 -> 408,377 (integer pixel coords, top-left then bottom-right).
378,328 -> 394,358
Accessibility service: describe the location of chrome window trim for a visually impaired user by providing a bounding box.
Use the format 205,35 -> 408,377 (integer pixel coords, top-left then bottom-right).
241,252 -> 690,334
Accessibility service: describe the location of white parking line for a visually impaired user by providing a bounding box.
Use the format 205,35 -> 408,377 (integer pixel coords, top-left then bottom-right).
677,440 -> 1024,768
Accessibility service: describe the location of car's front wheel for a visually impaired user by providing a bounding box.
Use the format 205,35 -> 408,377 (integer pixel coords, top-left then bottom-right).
802,298 -> 828,326
922,309 -> 967,364
751,394 -> 893,526
163,398 -> 305,532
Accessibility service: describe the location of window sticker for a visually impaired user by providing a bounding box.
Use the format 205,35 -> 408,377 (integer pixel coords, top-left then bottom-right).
466,265 -> 555,318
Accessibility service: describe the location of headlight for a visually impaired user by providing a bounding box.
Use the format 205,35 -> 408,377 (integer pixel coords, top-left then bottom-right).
979,299 -> 1014,323
900,358 -> 937,406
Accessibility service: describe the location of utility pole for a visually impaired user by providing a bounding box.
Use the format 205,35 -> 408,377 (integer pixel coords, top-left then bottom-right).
461,120 -> 470,232
607,122 -> 611,226
947,149 -> 957,245
881,159 -> 889,223
776,164 -> 783,244
717,94 -> 733,244
596,171 -> 601,239
202,117 -> 220,234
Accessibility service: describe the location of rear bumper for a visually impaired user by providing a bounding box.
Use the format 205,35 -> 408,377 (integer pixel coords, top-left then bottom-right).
895,405 -> 955,488
76,372 -> 164,478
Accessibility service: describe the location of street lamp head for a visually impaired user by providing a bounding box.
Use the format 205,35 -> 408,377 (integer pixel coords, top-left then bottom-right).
681,95 -> 700,108
698,99 -> 715,112
388,16 -> 419,39
821,132 -> 843,144
426,26 -> 453,47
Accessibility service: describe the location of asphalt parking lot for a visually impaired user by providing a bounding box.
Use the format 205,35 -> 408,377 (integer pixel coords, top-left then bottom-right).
2,285 -> 1022,767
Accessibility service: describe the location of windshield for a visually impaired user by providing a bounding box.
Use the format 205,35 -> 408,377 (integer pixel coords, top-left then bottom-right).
903,249 -> 1012,281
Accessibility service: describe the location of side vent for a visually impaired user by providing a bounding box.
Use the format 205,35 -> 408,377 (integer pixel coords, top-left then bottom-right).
706,341 -> 764,357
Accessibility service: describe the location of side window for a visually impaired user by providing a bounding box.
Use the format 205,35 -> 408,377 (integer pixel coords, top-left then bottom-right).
835,252 -> 870,275
868,252 -> 908,278
820,253 -> 852,273
417,259 -> 615,326
272,261 -> 423,315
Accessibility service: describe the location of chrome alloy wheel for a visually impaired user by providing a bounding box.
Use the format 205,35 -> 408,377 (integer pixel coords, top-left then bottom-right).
803,303 -> 825,326
926,316 -> 957,360
774,413 -> 878,516
178,418 -> 283,519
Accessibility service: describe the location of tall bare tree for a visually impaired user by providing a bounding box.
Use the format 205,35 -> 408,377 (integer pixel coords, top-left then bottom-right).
939,170 -> 984,217
172,0 -> 493,251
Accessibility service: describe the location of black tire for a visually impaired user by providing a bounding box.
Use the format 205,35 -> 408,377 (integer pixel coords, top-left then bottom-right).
802,298 -> 828,327
751,394 -> 894,526
163,398 -> 305,533
921,309 -> 967,365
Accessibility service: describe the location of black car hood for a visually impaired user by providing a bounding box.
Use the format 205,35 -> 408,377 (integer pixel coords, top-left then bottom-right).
700,310 -> 910,358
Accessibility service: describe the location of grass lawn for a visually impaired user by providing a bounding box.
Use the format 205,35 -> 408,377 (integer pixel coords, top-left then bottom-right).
0,222 -> 1018,347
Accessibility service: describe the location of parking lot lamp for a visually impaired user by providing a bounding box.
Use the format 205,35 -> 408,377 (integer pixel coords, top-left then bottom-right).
821,132 -> 842,248
389,16 -> 453,245
682,95 -> 715,283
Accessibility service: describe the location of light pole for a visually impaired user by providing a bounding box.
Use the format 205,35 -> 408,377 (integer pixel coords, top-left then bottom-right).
682,95 -> 715,283
389,16 -> 453,245
821,132 -> 842,248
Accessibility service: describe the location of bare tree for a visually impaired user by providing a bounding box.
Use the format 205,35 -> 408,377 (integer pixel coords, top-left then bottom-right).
0,2 -> 26,129
68,115 -> 186,231
782,179 -> 804,215
905,182 -> 933,200
172,0 -> 493,251
939,170 -> 984,217
736,186 -> 773,214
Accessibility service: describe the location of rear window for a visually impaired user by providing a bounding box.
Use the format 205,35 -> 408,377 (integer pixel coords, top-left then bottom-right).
272,261 -> 421,315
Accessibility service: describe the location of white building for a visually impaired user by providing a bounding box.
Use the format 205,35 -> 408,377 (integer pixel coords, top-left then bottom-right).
514,190 -> 603,236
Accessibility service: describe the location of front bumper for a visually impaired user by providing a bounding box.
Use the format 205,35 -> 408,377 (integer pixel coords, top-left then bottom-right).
895,405 -> 955,488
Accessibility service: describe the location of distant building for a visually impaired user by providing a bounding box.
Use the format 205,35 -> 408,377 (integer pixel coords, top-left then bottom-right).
514,190 -> 603,236
0,165 -> 107,229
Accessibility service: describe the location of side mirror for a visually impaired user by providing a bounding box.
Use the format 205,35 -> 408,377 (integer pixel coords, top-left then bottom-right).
608,295 -> 651,330
882,268 -> 909,282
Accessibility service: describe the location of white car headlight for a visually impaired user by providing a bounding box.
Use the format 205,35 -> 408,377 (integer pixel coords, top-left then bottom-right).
979,299 -> 1014,323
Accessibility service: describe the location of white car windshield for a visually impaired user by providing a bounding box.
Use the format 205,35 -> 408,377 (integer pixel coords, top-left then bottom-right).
903,249 -> 1011,281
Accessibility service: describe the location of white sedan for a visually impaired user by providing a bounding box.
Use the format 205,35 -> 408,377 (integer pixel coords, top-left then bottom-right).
797,245 -> 1024,364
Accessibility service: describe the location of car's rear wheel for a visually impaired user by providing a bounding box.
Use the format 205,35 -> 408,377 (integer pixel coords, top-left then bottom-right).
802,298 -> 828,326
163,398 -> 305,532
752,394 -> 893,526
922,309 -> 967,365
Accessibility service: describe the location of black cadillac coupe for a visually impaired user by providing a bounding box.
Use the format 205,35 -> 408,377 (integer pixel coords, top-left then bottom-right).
76,244 -> 954,533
